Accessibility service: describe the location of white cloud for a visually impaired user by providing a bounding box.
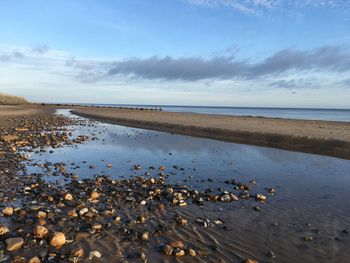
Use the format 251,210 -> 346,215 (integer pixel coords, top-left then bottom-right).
184,0 -> 350,14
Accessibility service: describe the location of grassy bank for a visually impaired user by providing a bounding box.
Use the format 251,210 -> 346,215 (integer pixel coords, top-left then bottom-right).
0,92 -> 28,105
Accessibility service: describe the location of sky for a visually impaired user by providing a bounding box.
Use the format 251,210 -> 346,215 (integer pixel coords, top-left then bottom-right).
0,0 -> 350,108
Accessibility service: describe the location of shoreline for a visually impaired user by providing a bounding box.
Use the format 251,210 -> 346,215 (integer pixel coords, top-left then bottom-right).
71,107 -> 350,160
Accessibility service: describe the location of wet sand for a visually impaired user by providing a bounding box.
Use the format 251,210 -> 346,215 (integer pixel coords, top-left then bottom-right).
71,107 -> 350,160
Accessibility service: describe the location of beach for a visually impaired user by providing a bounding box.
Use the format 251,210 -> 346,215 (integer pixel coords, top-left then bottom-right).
1,106 -> 350,263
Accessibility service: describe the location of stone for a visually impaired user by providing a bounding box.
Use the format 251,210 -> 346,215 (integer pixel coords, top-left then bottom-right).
188,248 -> 197,256
68,209 -> 78,218
159,166 -> 166,171
90,191 -> 100,200
2,207 -> 14,216
0,225 -> 10,235
243,259 -> 258,263
141,231 -> 149,241
79,208 -> 89,216
28,257 -> 41,263
170,240 -> 184,249
64,193 -> 73,201
89,250 -> 102,259
162,245 -> 173,256
50,232 -> 66,248
175,249 -> 186,257
34,225 -> 49,239
5,237 -> 24,251
71,247 -> 84,257
36,211 -> 47,219
256,194 -> 267,202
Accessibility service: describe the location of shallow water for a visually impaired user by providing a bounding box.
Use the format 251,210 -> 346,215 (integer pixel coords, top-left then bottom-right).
25,109 -> 350,262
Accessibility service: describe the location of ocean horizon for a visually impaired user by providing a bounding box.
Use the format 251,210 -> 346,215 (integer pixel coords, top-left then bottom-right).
56,103 -> 350,122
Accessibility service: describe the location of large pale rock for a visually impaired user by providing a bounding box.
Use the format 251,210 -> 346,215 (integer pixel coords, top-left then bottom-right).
6,237 -> 24,251
50,232 -> 66,248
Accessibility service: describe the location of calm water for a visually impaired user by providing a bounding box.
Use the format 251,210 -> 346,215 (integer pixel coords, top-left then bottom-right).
24,109 -> 350,262
79,104 -> 350,122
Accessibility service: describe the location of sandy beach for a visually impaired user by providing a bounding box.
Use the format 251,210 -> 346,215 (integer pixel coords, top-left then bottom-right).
71,107 -> 350,159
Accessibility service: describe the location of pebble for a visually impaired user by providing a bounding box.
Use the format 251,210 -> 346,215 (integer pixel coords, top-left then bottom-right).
256,194 -> 267,202
5,237 -> 24,251
71,247 -> 85,257
0,225 -> 10,236
28,256 -> 41,263
162,245 -> 173,256
36,211 -> 47,219
34,225 -> 49,239
174,249 -> 186,257
90,191 -> 100,200
50,232 -> 66,248
188,248 -> 197,256
89,250 -> 102,259
303,236 -> 313,241
141,231 -> 149,241
64,193 -> 74,201
2,207 -> 14,216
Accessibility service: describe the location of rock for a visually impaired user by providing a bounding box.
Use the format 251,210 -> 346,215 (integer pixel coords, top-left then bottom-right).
188,248 -> 196,256
34,225 -> 49,239
5,237 -> 24,251
92,223 -> 102,231
90,191 -> 100,200
28,256 -> 41,263
64,193 -> 74,201
36,211 -> 47,219
107,163 -> 113,168
253,206 -> 260,212
159,166 -> 166,171
140,200 -> 146,205
229,193 -> 239,201
141,231 -> 149,241
256,194 -> 267,202
2,207 -> 14,216
0,225 -> 10,235
176,217 -> 188,226
89,250 -> 102,259
303,236 -> 313,241
68,209 -> 78,218
50,232 -> 66,248
170,240 -> 184,249
140,252 -> 147,261
243,259 -> 258,263
79,208 -> 89,216
174,249 -> 185,257
71,247 -> 84,257
162,245 -> 173,256
138,215 -> 146,224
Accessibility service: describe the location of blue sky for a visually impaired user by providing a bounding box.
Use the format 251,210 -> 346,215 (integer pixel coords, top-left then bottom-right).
1,0 -> 350,108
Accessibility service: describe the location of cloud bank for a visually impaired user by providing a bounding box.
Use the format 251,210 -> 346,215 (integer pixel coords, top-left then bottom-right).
71,45 -> 350,82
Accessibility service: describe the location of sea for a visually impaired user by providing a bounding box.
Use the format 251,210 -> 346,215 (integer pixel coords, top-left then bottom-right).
78,104 -> 350,122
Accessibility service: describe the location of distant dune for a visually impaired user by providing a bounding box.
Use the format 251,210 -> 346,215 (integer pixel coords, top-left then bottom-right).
0,92 -> 28,105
